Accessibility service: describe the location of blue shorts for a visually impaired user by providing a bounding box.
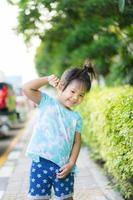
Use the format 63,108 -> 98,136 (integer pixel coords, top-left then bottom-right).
28,157 -> 75,200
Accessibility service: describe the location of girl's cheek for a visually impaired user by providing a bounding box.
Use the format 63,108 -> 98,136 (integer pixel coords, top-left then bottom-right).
79,98 -> 83,104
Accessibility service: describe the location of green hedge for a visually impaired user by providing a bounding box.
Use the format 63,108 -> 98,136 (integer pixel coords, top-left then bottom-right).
78,85 -> 133,199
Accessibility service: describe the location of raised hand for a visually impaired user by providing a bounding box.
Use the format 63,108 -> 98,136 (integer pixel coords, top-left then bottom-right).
47,74 -> 60,88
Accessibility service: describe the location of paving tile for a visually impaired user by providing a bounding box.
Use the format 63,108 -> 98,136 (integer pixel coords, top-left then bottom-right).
0,178 -> 8,190
0,191 -> 4,199
0,166 -> 14,177
94,196 -> 107,200
7,151 -> 21,160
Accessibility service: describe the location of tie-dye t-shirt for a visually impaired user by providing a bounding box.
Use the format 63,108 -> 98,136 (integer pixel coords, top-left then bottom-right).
26,92 -> 83,173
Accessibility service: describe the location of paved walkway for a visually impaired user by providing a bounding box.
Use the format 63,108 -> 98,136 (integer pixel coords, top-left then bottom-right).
0,113 -> 124,200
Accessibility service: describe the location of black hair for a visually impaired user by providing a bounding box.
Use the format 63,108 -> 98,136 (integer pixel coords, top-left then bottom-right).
61,59 -> 96,92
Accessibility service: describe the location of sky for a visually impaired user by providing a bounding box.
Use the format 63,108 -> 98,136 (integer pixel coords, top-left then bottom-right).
0,0 -> 39,84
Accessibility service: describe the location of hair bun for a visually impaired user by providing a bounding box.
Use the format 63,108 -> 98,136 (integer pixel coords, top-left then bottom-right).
83,65 -> 94,73
81,58 -> 96,80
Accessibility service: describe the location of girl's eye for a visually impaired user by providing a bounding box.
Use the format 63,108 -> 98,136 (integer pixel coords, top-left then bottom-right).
71,90 -> 75,93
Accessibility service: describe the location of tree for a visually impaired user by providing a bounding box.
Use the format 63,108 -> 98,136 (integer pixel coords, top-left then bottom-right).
8,0 -> 133,85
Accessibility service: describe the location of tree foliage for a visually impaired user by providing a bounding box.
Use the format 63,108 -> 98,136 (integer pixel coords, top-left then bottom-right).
9,0 -> 133,85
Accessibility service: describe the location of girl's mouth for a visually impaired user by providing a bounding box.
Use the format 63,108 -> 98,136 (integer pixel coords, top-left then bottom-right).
67,100 -> 76,105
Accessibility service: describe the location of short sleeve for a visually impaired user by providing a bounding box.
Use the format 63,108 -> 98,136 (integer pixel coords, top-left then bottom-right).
75,114 -> 83,133
38,91 -> 49,108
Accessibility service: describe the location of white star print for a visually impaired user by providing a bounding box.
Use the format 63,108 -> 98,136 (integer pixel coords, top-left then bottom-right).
65,187 -> 69,191
36,184 -> 41,188
49,166 -> 54,171
41,189 -> 45,193
43,170 -> 48,174
37,174 -> 41,178
31,188 -> 34,193
43,179 -> 47,183
37,164 -> 42,168
32,168 -> 36,172
31,178 -> 35,182
60,183 -> 64,187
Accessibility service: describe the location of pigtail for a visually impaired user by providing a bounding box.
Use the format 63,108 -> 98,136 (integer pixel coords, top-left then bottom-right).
81,59 -> 96,80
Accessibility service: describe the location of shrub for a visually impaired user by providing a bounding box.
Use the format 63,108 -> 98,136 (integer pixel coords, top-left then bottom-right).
78,85 -> 133,199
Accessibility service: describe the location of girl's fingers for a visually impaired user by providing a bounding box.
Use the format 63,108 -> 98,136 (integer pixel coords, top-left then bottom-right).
52,76 -> 58,80
55,79 -> 59,83
56,171 -> 68,179
47,75 -> 54,81
56,173 -> 65,178
57,171 -> 65,176
56,167 -> 71,179
47,75 -> 60,88
53,80 -> 60,87
49,78 -> 59,83
59,165 -> 67,171
53,80 -> 59,85
50,78 -> 57,82
57,175 -> 65,179
49,79 -> 58,84
48,75 -> 59,81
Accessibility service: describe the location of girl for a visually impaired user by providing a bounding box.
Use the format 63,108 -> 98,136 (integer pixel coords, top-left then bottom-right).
23,60 -> 95,200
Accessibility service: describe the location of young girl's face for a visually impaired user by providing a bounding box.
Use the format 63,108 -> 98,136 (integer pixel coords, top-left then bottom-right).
57,79 -> 86,109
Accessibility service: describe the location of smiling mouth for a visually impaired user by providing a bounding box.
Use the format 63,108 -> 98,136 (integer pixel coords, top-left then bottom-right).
68,100 -> 76,104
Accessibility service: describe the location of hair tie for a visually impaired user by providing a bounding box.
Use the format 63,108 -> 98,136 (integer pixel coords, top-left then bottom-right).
83,65 -> 94,73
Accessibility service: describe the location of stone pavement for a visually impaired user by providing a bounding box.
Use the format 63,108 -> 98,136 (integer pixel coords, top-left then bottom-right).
0,113 -> 124,200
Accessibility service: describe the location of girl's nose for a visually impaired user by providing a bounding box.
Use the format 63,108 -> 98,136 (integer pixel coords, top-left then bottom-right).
72,96 -> 78,101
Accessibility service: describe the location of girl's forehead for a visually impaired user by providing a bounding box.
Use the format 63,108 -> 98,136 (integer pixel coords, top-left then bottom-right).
67,80 -> 86,92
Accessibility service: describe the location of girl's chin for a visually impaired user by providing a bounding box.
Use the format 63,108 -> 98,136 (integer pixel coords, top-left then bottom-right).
66,101 -> 76,108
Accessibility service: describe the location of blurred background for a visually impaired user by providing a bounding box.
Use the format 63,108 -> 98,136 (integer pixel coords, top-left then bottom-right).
0,0 -> 39,138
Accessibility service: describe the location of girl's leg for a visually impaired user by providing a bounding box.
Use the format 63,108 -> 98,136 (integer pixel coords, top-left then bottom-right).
28,160 -> 52,200
53,171 -> 74,200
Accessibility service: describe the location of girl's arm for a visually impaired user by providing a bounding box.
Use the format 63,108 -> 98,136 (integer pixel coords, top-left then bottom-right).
57,133 -> 81,179
68,132 -> 81,166
22,75 -> 59,104
22,77 -> 49,104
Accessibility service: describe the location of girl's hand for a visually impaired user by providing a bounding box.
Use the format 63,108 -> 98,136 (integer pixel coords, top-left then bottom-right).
56,162 -> 74,179
47,74 -> 60,88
